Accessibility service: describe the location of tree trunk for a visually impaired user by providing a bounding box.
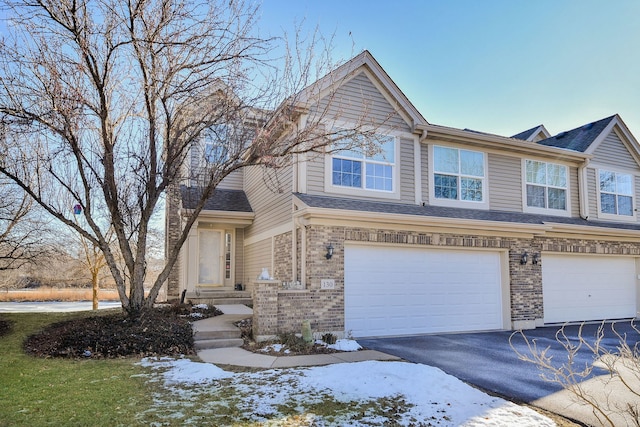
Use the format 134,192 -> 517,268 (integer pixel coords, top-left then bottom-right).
92,269 -> 99,311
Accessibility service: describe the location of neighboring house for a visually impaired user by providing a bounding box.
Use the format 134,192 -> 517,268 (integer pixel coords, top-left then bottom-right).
166,50 -> 640,340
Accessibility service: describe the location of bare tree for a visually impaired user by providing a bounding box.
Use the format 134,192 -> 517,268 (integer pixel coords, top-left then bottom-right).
0,179 -> 50,270
0,0 -> 383,315
511,322 -> 640,427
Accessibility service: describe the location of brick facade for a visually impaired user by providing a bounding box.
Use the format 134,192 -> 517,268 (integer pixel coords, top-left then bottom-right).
251,224 -> 640,339
165,185 -> 182,299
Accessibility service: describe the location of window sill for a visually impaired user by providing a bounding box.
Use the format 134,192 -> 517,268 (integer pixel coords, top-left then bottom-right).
597,212 -> 638,222
325,184 -> 401,200
523,206 -> 571,217
429,197 -> 489,210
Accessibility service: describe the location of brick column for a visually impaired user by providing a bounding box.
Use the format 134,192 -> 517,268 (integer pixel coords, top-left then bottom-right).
252,280 -> 281,340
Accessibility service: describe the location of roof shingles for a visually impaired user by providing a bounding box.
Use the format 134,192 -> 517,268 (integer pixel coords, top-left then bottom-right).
294,193 -> 640,232
535,116 -> 615,152
181,186 -> 252,212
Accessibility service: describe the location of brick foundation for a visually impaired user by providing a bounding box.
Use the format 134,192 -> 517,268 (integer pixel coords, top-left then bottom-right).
251,224 -> 640,338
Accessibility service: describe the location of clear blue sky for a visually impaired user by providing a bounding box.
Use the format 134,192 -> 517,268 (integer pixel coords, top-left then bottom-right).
260,0 -> 640,139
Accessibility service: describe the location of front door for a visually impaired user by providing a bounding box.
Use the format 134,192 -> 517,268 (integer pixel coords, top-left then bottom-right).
198,230 -> 224,287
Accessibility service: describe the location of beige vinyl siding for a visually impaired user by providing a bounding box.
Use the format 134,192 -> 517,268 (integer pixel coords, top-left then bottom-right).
488,153 -> 521,212
587,168 -> 640,222
592,131 -> 640,172
587,168 -> 599,219
569,166 -> 580,217
306,154 -> 325,195
399,138 -> 415,202
217,170 -> 244,190
234,228 -> 244,287
243,163 -> 293,238
311,71 -> 411,134
421,142 -> 429,204
243,238 -> 272,292
306,138 -> 414,203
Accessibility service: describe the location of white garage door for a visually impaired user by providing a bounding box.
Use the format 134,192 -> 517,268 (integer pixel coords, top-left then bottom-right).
344,245 -> 504,338
542,254 -> 638,324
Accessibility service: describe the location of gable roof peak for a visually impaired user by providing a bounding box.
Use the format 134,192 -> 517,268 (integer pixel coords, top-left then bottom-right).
511,124 -> 551,142
536,115 -> 618,152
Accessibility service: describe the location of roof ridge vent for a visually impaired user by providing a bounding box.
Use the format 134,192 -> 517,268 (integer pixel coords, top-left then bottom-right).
582,122 -> 594,130
556,131 -> 568,139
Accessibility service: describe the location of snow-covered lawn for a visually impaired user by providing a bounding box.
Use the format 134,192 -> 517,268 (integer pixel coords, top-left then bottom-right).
137,357 -> 555,426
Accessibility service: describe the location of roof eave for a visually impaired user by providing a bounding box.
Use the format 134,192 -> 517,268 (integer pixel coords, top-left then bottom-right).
421,124 -> 590,162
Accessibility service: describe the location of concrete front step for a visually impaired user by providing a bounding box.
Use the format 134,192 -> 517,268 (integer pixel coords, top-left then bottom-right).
194,328 -> 241,341
195,338 -> 244,350
187,291 -> 252,307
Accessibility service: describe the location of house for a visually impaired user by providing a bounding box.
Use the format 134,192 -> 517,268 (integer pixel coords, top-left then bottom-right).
166,50 -> 640,340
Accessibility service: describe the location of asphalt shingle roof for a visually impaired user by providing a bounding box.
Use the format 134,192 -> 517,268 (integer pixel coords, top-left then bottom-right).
535,116 -> 615,152
511,125 -> 543,141
294,193 -> 640,232
181,186 -> 253,212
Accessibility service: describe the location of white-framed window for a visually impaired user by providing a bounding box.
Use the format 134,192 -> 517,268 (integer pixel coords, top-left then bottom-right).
331,134 -> 396,192
523,160 -> 569,215
203,124 -> 229,163
598,169 -> 634,217
430,145 -> 487,208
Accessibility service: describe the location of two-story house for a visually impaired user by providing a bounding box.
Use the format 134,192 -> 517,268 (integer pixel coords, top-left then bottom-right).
166,51 -> 640,340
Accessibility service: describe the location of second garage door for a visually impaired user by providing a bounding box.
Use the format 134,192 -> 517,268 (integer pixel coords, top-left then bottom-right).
344,245 -> 505,338
542,254 -> 638,324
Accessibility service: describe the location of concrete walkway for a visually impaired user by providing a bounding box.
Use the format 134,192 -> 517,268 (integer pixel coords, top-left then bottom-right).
193,305 -> 401,368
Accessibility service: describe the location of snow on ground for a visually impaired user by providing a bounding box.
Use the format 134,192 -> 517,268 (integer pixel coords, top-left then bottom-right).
138,357 -> 555,426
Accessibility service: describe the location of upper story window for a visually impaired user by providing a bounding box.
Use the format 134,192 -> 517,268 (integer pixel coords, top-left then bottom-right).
599,170 -> 634,217
524,160 -> 568,213
331,134 -> 395,192
203,124 -> 229,163
432,145 -> 486,205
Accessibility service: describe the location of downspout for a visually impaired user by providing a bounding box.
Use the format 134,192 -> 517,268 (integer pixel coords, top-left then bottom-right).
578,158 -> 591,220
412,126 -> 428,205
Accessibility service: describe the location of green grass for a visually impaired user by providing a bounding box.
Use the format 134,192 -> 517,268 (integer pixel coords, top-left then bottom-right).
0,311 -> 159,427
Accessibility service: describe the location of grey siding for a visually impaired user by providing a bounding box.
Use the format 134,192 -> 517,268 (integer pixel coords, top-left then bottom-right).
217,170 -> 243,190
306,138 -> 414,203
399,138 -> 415,203
587,167 -> 640,222
306,154 -> 325,195
420,143 -> 429,204
587,168 -> 598,219
243,163 -> 292,238
592,131 -> 640,172
311,71 -> 411,133
243,238 -> 272,292
488,153 -> 521,212
569,166 -> 580,217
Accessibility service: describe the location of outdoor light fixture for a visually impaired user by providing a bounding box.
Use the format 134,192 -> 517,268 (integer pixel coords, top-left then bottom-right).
532,253 -> 539,265
520,252 -> 528,265
325,243 -> 334,260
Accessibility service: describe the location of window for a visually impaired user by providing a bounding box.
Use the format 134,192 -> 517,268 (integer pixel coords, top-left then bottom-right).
433,146 -> 485,202
525,160 -> 567,211
331,134 -> 395,192
599,170 -> 634,216
203,124 -> 229,163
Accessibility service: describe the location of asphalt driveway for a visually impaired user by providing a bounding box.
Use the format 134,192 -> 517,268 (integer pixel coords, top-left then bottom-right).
359,321 -> 640,403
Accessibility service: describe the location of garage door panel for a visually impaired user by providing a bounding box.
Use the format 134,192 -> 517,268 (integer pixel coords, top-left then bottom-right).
345,246 -> 503,337
543,255 -> 637,324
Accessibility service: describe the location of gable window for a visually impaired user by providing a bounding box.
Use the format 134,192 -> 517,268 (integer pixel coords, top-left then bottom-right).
332,134 -> 395,192
203,124 -> 229,163
525,160 -> 567,212
433,146 -> 485,203
599,170 -> 633,216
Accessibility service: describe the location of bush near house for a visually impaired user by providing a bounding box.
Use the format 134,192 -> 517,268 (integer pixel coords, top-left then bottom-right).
24,304 -> 221,359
